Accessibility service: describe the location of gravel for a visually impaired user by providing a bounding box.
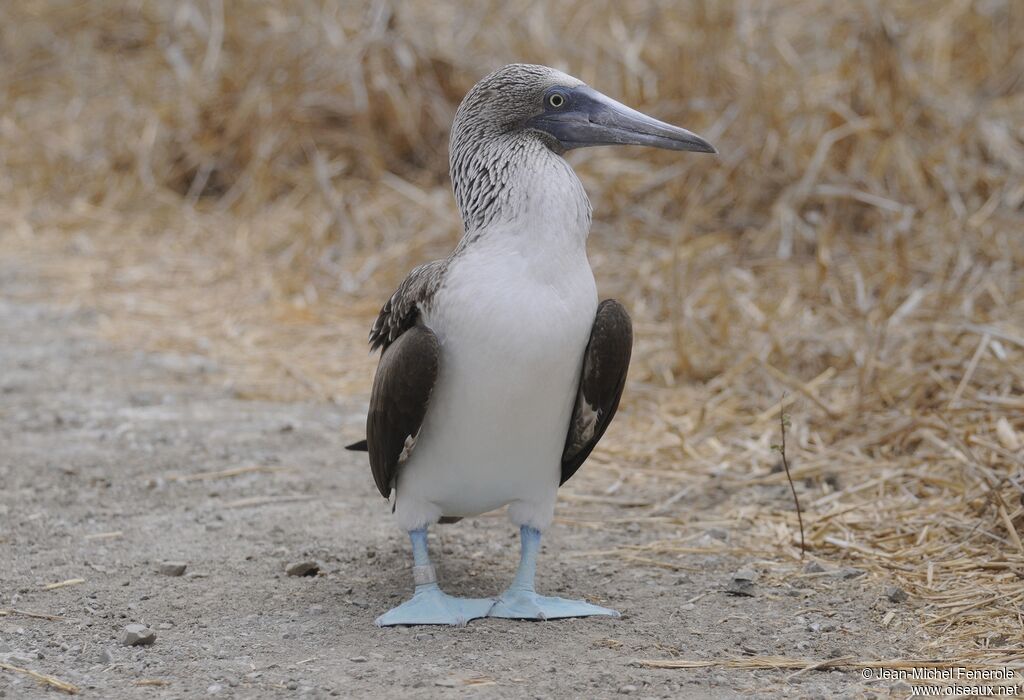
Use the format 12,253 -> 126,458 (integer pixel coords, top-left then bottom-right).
0,267 -> 929,698
120,624 -> 156,647
726,567 -> 758,596
886,585 -> 909,603
157,561 -> 188,576
285,561 -> 320,577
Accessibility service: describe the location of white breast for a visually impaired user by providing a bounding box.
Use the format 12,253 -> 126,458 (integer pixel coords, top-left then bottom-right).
393,161 -> 598,532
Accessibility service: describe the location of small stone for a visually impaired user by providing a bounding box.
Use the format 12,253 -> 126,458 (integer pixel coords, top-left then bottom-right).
732,568 -> 757,582
618,684 -> 638,694
705,528 -> 729,541
207,684 -> 223,694
886,586 -> 908,603
435,678 -> 459,688
157,561 -> 187,576
120,624 -> 156,646
96,648 -> 113,664
803,560 -> 826,574
726,581 -> 754,596
286,561 -> 319,577
836,567 -> 865,580
348,655 -> 367,663
158,622 -> 173,630
726,568 -> 757,596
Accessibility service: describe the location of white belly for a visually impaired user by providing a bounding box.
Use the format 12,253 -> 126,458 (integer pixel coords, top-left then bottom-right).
393,237 -> 598,531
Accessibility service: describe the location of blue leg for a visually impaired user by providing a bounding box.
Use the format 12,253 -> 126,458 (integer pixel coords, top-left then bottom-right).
375,529 -> 494,627
488,526 -> 619,620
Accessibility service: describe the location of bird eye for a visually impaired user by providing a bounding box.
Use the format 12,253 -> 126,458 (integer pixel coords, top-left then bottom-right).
547,92 -> 566,109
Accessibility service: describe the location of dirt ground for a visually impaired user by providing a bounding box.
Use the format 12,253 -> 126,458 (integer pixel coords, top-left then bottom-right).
1,260 -> 929,699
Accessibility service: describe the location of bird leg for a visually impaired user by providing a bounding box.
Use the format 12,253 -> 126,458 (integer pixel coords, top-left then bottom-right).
375,528 -> 494,627
488,525 -> 619,620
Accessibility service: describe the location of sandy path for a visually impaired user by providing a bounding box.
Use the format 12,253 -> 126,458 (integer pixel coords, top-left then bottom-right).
0,263 -> 920,698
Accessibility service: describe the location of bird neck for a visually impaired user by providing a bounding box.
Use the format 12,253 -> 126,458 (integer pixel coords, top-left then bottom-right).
450,133 -> 592,241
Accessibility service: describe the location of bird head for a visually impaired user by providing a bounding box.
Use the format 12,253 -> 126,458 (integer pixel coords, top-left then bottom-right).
452,64 -> 716,156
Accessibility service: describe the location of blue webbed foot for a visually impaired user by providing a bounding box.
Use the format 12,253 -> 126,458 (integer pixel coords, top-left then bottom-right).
375,584 -> 494,627
487,588 -> 619,620
488,526 -> 618,621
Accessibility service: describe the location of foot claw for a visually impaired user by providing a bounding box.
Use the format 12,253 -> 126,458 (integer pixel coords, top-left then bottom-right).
375,585 -> 494,627
487,589 -> 619,620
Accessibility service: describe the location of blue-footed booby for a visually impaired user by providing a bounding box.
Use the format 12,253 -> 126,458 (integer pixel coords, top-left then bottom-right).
348,64 -> 715,626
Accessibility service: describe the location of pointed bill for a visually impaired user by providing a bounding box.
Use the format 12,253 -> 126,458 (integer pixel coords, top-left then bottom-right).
527,85 -> 716,154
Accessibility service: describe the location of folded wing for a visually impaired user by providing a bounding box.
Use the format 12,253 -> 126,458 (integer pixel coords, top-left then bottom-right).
561,299 -> 633,485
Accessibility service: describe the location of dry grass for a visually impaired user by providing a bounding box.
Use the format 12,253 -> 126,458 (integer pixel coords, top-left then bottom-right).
0,662 -> 79,695
2,0 -> 1022,663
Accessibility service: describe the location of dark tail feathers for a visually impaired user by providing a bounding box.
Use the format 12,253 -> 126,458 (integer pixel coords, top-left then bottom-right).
346,439 -> 368,452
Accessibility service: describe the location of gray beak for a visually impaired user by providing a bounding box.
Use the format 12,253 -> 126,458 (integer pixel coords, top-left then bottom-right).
527,85 -> 717,154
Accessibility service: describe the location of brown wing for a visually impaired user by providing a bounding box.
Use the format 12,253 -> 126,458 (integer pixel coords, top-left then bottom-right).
366,326 -> 440,498
561,299 -> 632,485
369,260 -> 446,352
355,260 -> 448,495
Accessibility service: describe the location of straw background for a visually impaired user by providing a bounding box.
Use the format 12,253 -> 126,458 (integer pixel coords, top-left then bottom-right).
2,1 -> 1023,663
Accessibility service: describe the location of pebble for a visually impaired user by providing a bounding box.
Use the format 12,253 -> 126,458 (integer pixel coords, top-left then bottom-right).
803,560 -> 826,574
348,655 -> 367,663
836,567 -> 866,580
726,568 -> 757,596
120,624 -> 156,646
286,561 -> 320,577
207,684 -> 223,695
886,586 -> 908,603
705,528 -> 729,541
157,561 -> 187,576
732,567 -> 757,582
618,684 -> 638,694
96,648 -> 113,664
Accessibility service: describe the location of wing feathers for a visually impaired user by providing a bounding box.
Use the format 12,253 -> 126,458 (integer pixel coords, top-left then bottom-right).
366,326 -> 440,498
368,260 -> 446,351
561,299 -> 632,485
